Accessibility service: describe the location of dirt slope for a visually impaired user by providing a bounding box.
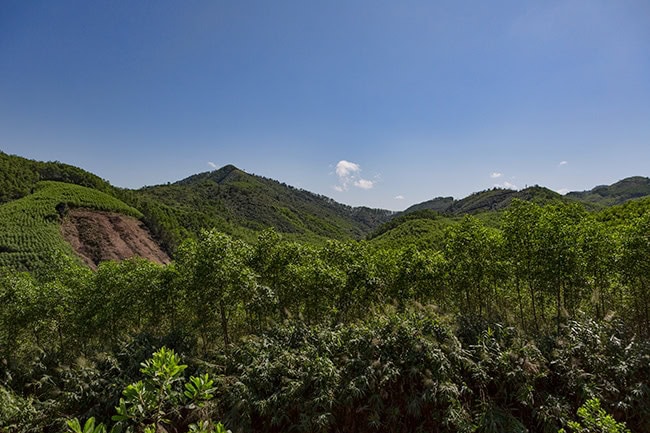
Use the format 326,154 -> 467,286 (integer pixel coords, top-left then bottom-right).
61,209 -> 170,269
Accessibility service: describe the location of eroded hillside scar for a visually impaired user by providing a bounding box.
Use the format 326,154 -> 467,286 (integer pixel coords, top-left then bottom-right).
61,208 -> 170,269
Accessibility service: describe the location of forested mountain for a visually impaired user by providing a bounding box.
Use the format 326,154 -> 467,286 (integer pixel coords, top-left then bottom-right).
3,151 -> 650,271
122,164 -> 394,251
566,176 -> 650,206
404,185 -> 565,215
371,186 -> 563,249
3,151 -> 650,270
404,178 -> 650,219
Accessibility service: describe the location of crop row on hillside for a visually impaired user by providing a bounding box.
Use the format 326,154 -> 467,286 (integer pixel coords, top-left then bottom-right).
0,181 -> 142,270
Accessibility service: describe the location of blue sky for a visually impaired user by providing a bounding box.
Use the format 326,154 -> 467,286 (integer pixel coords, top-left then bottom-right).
1,1 -> 649,210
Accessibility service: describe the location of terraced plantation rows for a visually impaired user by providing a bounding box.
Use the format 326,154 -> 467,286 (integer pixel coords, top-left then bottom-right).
0,181 -> 142,270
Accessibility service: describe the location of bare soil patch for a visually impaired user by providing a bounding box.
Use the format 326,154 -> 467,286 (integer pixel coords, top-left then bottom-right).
61,209 -> 171,269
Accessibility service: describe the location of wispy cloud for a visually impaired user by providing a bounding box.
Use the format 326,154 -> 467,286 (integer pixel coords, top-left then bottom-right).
208,161 -> 218,169
556,188 -> 570,195
490,172 -> 503,178
559,160 -> 568,166
394,195 -> 405,200
333,160 -> 374,191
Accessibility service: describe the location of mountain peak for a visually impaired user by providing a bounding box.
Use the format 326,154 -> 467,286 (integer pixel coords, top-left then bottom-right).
174,164 -> 244,186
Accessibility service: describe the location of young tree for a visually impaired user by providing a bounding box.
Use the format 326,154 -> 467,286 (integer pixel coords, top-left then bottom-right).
444,216 -> 501,318
176,229 -> 256,350
619,214 -> 650,335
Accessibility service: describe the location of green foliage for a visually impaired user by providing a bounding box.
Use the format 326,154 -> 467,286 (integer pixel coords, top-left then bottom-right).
0,151 -> 115,204
63,348 -> 221,433
218,307 -> 475,433
66,417 -> 114,433
559,398 -> 630,433
0,385 -> 41,431
112,347 -> 188,426
188,421 -> 231,433
403,185 -> 566,217
597,196 -> 650,226
177,229 -> 257,349
368,212 -> 457,251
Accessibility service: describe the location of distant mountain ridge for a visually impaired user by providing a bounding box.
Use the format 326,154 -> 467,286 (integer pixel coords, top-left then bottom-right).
565,176 -> 650,207
402,177 -> 650,217
2,151 -> 650,268
368,177 -> 650,250
403,185 -> 564,216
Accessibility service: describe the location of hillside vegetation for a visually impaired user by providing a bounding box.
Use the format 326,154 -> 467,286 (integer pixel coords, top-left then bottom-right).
123,165 -> 393,251
0,151 -> 114,203
0,181 -> 141,271
404,185 -> 565,215
2,153 -> 650,432
566,176 -> 650,207
2,199 -> 650,432
3,152 -> 650,269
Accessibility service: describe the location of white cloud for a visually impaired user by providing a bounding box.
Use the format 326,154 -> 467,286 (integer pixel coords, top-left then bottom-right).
559,160 -> 568,166
333,160 -> 374,192
354,179 -> 374,189
557,188 -> 570,195
208,161 -> 218,169
394,195 -> 405,200
335,160 -> 361,177
490,172 -> 503,178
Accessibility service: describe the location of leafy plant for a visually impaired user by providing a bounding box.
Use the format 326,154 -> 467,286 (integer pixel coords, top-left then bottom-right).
66,348 -> 220,433
559,398 -> 630,433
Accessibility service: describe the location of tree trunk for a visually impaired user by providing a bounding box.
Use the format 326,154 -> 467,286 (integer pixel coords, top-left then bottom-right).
219,299 -> 230,349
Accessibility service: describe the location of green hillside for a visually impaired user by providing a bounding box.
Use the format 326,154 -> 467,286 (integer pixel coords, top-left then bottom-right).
404,185 -> 565,216
374,187 -> 563,248
0,181 -> 141,271
0,154 -> 394,254
367,211 -> 456,250
397,196 -> 455,214
127,164 -> 393,250
0,151 -> 115,203
596,195 -> 650,225
566,176 -> 650,207
3,151 -> 649,265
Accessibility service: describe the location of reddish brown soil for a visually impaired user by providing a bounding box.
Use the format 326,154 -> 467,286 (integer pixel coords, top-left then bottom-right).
61,209 -> 171,269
